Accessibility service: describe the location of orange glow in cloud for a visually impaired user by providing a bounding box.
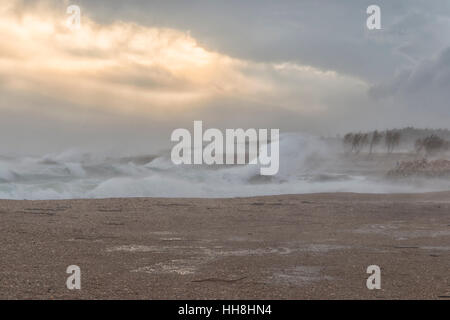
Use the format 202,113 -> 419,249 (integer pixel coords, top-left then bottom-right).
0,0 -> 367,118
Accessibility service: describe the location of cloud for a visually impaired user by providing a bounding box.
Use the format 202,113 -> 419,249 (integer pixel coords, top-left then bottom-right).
0,1 -> 367,118
1,0 -> 448,155
0,1 -> 248,115
71,0 -> 450,83
370,47 -> 450,116
0,0 -> 373,155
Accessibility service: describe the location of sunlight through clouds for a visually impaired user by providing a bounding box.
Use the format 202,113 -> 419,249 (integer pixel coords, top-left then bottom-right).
0,0 -> 367,118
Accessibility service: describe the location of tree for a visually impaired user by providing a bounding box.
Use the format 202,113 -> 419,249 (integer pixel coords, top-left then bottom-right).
414,138 -> 423,154
359,133 -> 369,153
421,135 -> 446,155
369,130 -> 382,154
392,131 -> 401,152
385,130 -> 401,153
343,133 -> 354,153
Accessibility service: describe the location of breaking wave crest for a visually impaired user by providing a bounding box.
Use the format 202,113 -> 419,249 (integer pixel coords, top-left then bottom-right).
1,133 -> 449,200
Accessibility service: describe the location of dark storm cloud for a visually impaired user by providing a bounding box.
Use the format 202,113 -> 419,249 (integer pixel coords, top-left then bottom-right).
73,0 -> 450,82
370,47 -> 450,117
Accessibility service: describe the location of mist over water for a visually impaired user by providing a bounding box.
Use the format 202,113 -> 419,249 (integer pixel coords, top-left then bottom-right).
0,133 -> 449,200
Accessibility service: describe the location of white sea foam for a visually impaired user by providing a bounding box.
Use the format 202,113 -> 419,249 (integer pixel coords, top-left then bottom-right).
0,133 -> 449,200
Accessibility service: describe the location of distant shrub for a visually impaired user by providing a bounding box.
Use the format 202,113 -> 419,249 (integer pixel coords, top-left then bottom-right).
415,135 -> 449,155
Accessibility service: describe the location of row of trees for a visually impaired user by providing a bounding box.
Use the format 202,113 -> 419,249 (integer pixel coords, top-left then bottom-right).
343,130 -> 401,154
343,130 -> 450,155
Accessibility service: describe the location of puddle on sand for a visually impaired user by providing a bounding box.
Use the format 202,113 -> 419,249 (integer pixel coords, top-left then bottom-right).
270,266 -> 333,286
131,259 -> 204,275
107,242 -> 349,256
106,245 -> 161,252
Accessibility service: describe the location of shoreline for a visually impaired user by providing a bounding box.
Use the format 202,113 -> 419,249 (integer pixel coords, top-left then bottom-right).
2,189 -> 450,201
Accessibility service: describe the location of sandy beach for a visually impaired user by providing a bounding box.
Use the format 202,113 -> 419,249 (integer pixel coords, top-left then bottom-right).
0,192 -> 449,299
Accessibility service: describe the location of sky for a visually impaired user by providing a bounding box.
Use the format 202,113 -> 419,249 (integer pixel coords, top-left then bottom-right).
0,0 -> 449,155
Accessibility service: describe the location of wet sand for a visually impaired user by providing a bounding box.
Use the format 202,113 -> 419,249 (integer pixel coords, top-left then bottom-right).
0,192 -> 449,299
